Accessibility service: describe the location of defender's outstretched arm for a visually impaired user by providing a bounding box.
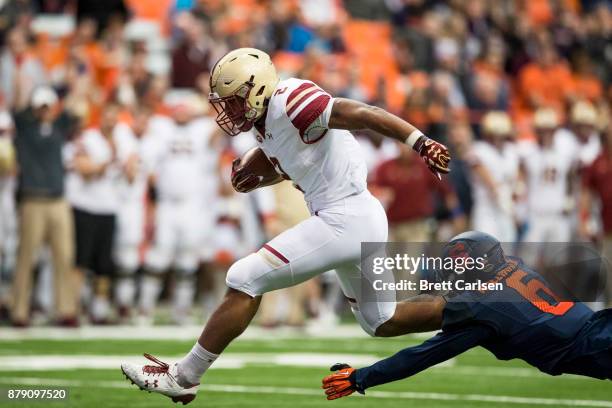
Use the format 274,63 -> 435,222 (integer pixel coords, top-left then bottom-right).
374,294 -> 446,337
322,324 -> 494,400
328,98 -> 451,177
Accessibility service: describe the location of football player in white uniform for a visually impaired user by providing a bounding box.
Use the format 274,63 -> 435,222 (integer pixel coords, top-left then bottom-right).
113,107 -> 153,319
121,48 -> 451,404
519,108 -> 575,265
470,111 -> 520,242
555,101 -> 601,168
139,98 -> 220,325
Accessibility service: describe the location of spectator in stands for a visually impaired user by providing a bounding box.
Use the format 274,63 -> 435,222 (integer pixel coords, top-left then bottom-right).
466,43 -> 511,118
517,40 -> 573,115
427,71 -> 465,141
571,51 -> 604,104
11,86 -> 78,326
0,27 -> 46,109
0,1 -> 34,45
67,103 -> 121,324
582,3 -> 612,85
580,124 -> 612,306
171,12 -> 214,89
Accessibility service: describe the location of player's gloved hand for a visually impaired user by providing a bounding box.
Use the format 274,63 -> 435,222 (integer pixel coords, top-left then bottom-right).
231,158 -> 263,193
322,363 -> 357,401
413,135 -> 451,179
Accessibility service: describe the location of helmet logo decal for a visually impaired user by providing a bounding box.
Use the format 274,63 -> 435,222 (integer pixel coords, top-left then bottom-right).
448,242 -> 469,259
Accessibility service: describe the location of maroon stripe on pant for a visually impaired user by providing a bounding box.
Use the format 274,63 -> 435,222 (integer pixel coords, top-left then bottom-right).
262,244 -> 290,264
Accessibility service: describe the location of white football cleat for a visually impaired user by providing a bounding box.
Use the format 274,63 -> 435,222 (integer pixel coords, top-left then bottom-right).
121,354 -> 198,405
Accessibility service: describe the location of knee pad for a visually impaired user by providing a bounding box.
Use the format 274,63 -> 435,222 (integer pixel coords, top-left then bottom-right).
225,253 -> 271,297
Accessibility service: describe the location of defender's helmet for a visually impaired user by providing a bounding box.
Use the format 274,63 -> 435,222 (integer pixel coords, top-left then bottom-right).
209,48 -> 279,136
435,230 -> 507,283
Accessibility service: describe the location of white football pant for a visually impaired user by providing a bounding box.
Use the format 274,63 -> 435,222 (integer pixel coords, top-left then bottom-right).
225,190 -> 396,336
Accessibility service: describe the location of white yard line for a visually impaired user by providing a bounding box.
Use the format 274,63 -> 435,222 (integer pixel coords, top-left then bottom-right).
0,324 -> 437,341
0,353 -> 386,371
0,353 -> 593,381
0,377 -> 609,407
0,324 -> 370,340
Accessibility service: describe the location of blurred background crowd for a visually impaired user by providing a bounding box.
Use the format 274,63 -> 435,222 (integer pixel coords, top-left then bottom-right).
0,0 -> 610,328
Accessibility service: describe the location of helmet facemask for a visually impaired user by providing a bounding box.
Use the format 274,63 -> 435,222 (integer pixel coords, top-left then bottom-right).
209,82 -> 257,136
208,48 -> 279,136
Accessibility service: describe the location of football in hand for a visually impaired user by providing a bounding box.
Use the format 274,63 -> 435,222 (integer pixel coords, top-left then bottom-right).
232,147 -> 282,192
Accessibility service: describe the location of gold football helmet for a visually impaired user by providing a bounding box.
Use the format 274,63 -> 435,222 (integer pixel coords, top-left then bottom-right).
209,48 -> 279,136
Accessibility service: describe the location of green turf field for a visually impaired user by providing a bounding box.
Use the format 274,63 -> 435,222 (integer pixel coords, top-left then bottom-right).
0,327 -> 610,408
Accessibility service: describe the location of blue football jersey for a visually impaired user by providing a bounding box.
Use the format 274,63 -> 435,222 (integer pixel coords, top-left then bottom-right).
443,258 -> 595,374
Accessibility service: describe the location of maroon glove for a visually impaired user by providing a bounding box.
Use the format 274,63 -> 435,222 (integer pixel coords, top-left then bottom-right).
231,158 -> 263,193
413,136 -> 451,179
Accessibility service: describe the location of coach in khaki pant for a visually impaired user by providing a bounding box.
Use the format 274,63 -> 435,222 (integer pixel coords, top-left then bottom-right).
11,87 -> 78,325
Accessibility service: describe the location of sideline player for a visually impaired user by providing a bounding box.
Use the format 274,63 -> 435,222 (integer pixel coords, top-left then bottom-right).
139,96 -> 220,325
518,108 -> 576,267
121,48 -> 451,403
112,106 -> 153,319
322,231 -> 611,400
470,111 -> 520,242
519,108 -> 575,243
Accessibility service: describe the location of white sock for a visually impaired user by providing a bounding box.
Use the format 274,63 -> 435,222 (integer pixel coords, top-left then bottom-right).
172,277 -> 195,324
139,275 -> 162,314
115,276 -> 136,308
177,342 -> 218,387
90,296 -> 110,320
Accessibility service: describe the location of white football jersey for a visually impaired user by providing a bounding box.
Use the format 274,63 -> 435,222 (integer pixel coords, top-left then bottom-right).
112,123 -> 143,204
470,141 -> 519,215
149,116 -> 219,203
65,128 -> 121,215
554,127 -> 601,167
254,78 -> 367,209
518,138 -> 574,215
